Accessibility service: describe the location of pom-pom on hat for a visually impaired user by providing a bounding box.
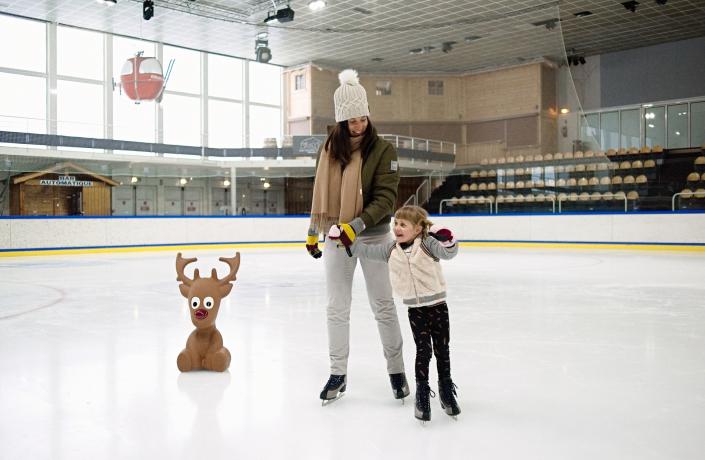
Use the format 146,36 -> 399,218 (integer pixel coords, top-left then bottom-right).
334,69 -> 370,122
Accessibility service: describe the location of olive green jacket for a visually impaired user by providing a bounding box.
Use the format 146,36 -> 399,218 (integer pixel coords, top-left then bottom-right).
356,136 -> 400,234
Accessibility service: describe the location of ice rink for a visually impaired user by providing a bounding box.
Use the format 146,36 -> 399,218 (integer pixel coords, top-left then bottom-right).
1,246 -> 704,460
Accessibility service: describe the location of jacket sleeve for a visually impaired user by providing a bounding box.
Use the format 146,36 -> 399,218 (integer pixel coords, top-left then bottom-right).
351,239 -> 394,263
359,141 -> 400,229
422,235 -> 458,260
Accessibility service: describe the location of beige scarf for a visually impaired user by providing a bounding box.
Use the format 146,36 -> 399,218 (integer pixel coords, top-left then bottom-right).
310,136 -> 364,233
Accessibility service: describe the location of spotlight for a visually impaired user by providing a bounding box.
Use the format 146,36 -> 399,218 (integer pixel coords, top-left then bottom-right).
143,0 -> 154,20
532,18 -> 558,30
441,41 -> 456,53
97,0 -> 117,4
655,0 -> 667,4
264,5 -> 295,23
621,1 -> 639,13
308,0 -> 326,11
255,39 -> 272,63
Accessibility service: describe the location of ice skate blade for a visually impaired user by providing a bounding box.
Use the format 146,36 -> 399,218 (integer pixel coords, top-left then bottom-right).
321,392 -> 345,406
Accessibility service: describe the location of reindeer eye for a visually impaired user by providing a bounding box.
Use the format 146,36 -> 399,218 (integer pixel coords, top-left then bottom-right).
190,297 -> 200,309
204,297 -> 214,309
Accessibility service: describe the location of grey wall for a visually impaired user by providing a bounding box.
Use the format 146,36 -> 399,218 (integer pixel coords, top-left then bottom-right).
600,37 -> 705,107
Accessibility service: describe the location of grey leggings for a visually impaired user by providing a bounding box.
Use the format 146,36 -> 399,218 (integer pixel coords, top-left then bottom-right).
324,231 -> 405,375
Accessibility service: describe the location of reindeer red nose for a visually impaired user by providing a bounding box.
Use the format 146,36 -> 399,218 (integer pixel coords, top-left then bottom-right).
194,309 -> 208,320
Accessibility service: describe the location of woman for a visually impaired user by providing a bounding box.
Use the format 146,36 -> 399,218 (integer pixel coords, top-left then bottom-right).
306,69 -> 409,404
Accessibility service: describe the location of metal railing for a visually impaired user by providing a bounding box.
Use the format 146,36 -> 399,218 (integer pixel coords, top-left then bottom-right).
439,198 -> 492,215
495,197 -> 555,214
380,134 -> 456,156
557,194 -> 628,213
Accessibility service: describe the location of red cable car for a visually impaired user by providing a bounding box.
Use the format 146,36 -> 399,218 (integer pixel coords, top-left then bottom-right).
119,52 -> 174,103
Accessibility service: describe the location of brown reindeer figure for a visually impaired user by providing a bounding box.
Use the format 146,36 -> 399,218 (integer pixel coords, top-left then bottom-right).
176,252 -> 240,372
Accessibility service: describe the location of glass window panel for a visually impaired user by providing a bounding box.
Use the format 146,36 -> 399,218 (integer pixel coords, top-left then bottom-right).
58,26 -> 103,80
163,45 -> 200,94
57,80 -> 103,138
620,109 -> 640,150
113,95 -> 157,143
600,111 -> 619,151
667,104 -> 688,149
249,105 -> 281,148
0,73 -> 46,133
113,36 -> 157,80
162,94 -> 201,146
208,54 -> 243,100
208,100 -> 243,148
580,113 -> 599,151
692,102 -> 705,148
249,62 -> 281,106
644,106 -> 665,149
0,15 -> 45,72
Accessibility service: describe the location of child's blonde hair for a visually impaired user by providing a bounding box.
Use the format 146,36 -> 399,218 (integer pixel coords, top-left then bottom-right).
394,205 -> 433,238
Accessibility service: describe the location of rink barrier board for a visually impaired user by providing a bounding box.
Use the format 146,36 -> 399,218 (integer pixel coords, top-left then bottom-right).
1,239 -> 704,258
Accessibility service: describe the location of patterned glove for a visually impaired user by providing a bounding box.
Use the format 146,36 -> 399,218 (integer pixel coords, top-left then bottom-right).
429,224 -> 456,248
306,234 -> 322,259
328,223 -> 356,248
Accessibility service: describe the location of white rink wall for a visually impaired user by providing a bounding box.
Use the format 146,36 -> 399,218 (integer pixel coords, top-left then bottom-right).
1,213 -> 704,251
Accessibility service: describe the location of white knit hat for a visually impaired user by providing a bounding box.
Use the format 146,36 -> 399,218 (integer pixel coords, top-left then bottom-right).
334,69 -> 370,122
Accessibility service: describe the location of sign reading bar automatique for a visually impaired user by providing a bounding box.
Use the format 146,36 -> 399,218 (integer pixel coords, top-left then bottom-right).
39,175 -> 93,187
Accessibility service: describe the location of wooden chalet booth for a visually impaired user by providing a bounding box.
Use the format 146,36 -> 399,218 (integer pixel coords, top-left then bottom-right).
10,162 -> 118,216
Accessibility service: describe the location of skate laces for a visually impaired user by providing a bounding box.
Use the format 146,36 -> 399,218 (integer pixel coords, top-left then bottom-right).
325,375 -> 345,389
390,373 -> 406,390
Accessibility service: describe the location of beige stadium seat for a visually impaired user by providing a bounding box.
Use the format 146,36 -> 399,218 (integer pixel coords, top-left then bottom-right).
600,176 -> 611,186
460,184 -> 470,192
477,196 -> 486,204
498,158 -> 506,164
515,167 -> 525,175
506,168 -> 515,175
584,151 -> 595,158
602,191 -> 614,200
589,177 -> 600,186
556,165 -> 566,173
632,160 -> 643,169
525,180 -> 534,188
487,195 -> 495,203
567,178 -> 577,187
564,152 -> 574,159
695,188 -> 705,199
640,146 -> 651,154
470,183 -> 479,191
627,191 -> 639,200
496,195 -> 505,204
480,159 -> 489,165
544,153 -> 553,161
614,191 -> 626,200
618,148 -> 628,156
566,165 -> 576,173
680,189 -> 693,199
479,170 -> 488,178
515,180 -> 525,189
506,181 -> 515,189
515,155 -> 525,162
459,196 -> 469,205
695,156 -> 705,166
644,159 -> 656,168
635,175 -> 647,185
608,162 -> 618,170
470,170 -> 479,178
478,183 -> 487,191
505,195 -> 515,203
606,149 -> 617,157
535,193 -> 546,202
612,176 -> 623,185
586,164 -> 597,172
578,177 -> 588,187
557,192 -> 568,201
497,182 -> 506,190
535,179 -> 545,187
623,175 -> 636,185
525,194 -> 535,203
687,172 -> 700,183
488,169 -> 497,177
575,164 -> 586,172
629,147 -> 639,155
534,154 -> 544,161
507,156 -> 515,163
569,192 -> 579,201
652,145 -> 664,153
620,161 -> 631,170
450,197 -> 459,206
554,152 -> 564,160
488,182 -> 497,191
489,158 -> 498,165
701,172 -> 705,181
557,178 -> 567,187
597,162 -> 609,171
591,192 -> 602,201
574,151 -> 584,159
545,179 -> 555,187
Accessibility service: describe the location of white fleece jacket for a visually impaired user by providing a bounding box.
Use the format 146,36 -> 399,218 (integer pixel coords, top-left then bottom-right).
352,235 -> 458,307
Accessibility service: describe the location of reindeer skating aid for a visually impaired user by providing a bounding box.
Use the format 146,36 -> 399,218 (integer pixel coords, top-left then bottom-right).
175,252 -> 240,372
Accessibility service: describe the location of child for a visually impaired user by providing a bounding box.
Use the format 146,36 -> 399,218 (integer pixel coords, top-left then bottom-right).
330,205 -> 460,422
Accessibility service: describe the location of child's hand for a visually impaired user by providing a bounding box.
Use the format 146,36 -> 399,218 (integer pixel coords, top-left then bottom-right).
429,225 -> 456,247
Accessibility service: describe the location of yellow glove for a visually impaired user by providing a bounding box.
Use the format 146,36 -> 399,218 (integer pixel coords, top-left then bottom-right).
306,234 -> 322,259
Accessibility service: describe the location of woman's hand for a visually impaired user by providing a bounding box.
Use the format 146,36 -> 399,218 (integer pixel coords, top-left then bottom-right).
306,234 -> 323,259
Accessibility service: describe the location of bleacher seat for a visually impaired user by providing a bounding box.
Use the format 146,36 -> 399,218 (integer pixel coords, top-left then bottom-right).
644,159 -> 656,168
574,151 -> 584,159
488,182 -> 496,191
470,183 -> 479,191
564,152 -> 574,159
489,158 -> 498,165
589,177 -> 599,186
478,183 -> 487,191
629,147 -> 639,154
471,171 -> 479,178
623,175 -> 636,185
567,178 -> 577,187
687,172 -> 700,183
597,163 -> 609,171
578,177 -> 588,187
680,189 -> 693,199
591,192 -> 602,201
507,156 -> 515,163
545,179 -> 555,187
488,169 -> 497,177
566,165 -> 576,173
612,176 -> 623,185
695,156 -> 705,166
627,191 -> 639,200
498,158 -> 506,164
460,184 -> 470,192
506,181 -> 515,189
557,178 -> 567,187
535,193 -> 546,202
640,146 -> 651,154
652,145 -> 664,153
516,180 -> 525,189
480,159 -> 489,165
544,153 -> 553,161
576,164 -> 586,172
620,161 -> 631,170
600,176 -> 611,186
556,165 -> 566,173
534,154 -> 544,161
602,191 -> 614,200
696,188 -> 705,199
618,148 -> 628,155
635,175 -> 647,185
554,153 -> 563,160
701,172 -> 705,181
525,194 -> 535,203
515,167 -> 525,175
614,191 -> 626,200
479,170 -> 488,178
569,192 -> 578,201
586,164 -> 597,172
557,192 -> 568,201
608,162 -> 618,170
584,150 -> 595,158
525,180 -> 534,188
631,160 -> 643,169
606,149 -> 617,157
496,196 -> 505,204
515,155 -> 524,162
535,179 -> 545,187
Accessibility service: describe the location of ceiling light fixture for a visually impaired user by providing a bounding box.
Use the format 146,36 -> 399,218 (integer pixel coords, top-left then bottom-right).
255,38 -> 272,63
655,0 -> 667,5
308,0 -> 326,11
532,18 -> 558,30
464,35 -> 482,43
143,0 -> 154,20
621,1 -> 639,13
264,4 -> 295,23
574,11 -> 593,17
441,41 -> 457,53
97,0 -> 117,4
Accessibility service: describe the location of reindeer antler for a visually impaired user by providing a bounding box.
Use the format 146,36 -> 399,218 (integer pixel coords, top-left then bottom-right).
215,252 -> 240,285
176,253 -> 198,286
